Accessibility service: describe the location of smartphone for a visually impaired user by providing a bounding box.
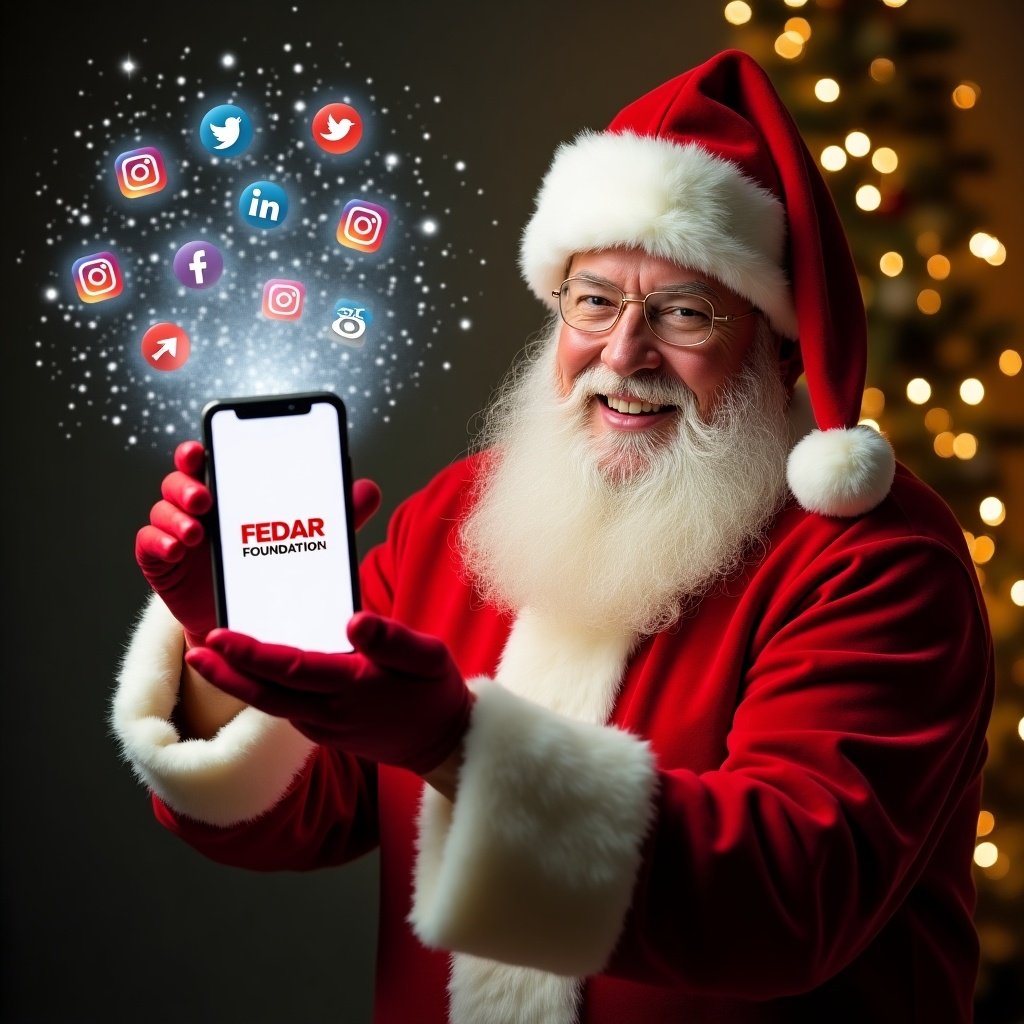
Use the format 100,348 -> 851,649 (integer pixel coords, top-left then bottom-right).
202,391 -> 361,653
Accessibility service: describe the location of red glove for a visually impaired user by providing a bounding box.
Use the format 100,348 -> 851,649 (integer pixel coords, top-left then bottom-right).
135,439 -> 382,648
183,612 -> 474,775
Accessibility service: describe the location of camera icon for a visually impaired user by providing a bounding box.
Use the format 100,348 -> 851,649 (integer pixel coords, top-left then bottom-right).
337,200 -> 389,253
72,251 -> 124,304
114,146 -> 167,199
262,279 -> 305,321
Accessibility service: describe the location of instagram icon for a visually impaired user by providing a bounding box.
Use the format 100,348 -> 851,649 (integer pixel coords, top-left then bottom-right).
72,251 -> 124,304
337,199 -> 388,253
262,279 -> 305,321
114,146 -> 167,199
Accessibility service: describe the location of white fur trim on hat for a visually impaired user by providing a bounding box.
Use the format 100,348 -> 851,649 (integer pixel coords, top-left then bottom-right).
110,593 -> 316,826
787,425 -> 896,517
519,129 -> 798,339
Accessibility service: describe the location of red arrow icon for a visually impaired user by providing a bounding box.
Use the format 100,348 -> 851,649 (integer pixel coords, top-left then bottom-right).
142,322 -> 190,371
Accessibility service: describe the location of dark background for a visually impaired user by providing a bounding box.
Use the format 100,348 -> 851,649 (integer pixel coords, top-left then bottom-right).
3,3 -> 1021,1022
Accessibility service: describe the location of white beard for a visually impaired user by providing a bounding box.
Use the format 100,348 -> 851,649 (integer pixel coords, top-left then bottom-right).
458,320 -> 792,636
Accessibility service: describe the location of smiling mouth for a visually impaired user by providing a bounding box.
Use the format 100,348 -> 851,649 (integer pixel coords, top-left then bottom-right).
599,394 -> 676,416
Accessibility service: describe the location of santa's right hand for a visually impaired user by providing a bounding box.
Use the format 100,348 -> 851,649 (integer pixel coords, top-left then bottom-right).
134,439 -> 216,648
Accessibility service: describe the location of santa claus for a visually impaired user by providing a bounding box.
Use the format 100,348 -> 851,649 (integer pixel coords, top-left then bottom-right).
114,50 -> 993,1023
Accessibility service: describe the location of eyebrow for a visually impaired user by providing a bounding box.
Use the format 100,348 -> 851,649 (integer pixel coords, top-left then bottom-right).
572,270 -> 721,299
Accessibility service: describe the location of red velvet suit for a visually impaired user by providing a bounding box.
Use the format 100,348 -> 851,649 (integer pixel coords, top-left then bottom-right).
139,453 -> 992,1022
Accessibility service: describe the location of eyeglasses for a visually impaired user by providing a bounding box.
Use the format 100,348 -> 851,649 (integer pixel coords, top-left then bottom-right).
552,276 -> 757,348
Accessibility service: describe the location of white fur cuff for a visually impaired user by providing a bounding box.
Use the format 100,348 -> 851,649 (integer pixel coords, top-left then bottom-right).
409,678 -> 656,976
110,593 -> 316,827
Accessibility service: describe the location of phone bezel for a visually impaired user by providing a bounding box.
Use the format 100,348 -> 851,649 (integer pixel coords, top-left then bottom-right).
200,390 -> 362,646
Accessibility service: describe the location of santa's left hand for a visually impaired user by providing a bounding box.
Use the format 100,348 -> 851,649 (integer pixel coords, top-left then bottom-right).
184,612 -> 474,776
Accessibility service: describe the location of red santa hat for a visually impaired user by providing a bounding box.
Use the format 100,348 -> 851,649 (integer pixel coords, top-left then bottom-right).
519,49 -> 895,517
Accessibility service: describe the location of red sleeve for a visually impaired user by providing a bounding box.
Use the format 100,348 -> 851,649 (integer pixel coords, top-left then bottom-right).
608,535 -> 992,998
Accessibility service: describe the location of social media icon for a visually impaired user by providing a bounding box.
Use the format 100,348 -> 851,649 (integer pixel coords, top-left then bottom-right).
331,299 -> 372,347
337,199 -> 388,252
173,241 -> 224,289
262,279 -> 305,320
199,104 -> 253,157
311,102 -> 363,155
114,146 -> 166,198
239,180 -> 288,229
72,251 -> 124,303
141,322 -> 190,371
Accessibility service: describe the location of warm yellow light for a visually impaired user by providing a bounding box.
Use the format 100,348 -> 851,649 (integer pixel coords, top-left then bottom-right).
861,387 -> 885,418
882,0 -> 908,6
953,433 -> 978,459
952,82 -> 980,109
815,78 -> 840,102
960,378 -> 985,405
856,185 -> 882,211
927,254 -> 951,280
970,232 -> 1000,259
871,147 -> 898,173
977,810 -> 995,837
979,497 -> 1006,526
906,378 -> 931,404
916,230 -> 941,256
986,241 -> 1007,266
845,131 -> 871,157
870,58 -> 895,83
858,418 -> 881,432
974,842 -> 998,869
924,407 -> 951,433
786,17 -> 812,40
877,251 -> 902,277
723,1 -> 752,25
783,0 -> 808,6
821,145 -> 847,171
1012,581 -> 1024,608
999,349 -> 1022,376
917,289 -> 941,314
934,431 -> 955,458
775,31 -> 804,59
973,536 -> 995,564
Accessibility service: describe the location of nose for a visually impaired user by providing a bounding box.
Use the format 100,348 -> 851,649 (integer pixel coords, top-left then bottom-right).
600,299 -> 662,376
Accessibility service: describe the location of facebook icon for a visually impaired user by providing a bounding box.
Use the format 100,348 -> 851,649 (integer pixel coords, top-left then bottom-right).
173,240 -> 224,289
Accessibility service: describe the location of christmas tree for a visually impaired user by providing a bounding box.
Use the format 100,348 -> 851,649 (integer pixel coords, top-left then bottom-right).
725,1 -> 1023,1017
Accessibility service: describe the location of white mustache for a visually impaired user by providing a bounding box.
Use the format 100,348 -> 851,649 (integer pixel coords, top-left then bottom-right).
568,365 -> 695,409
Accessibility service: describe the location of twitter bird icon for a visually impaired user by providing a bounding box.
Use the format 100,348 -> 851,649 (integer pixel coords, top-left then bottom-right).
312,102 -> 363,155
199,104 -> 253,157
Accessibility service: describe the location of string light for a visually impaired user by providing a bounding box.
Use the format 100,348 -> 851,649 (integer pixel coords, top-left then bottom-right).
953,432 -> 978,459
785,17 -> 812,40
906,378 -> 931,404
970,232 -> 1006,265
879,251 -> 903,276
871,147 -> 899,173
859,418 -> 881,432
821,145 -> 847,171
975,842 -> 998,869
916,230 -> 941,256
723,1 -> 752,25
924,408 -> 951,432
979,497 -> 1006,526
934,431 -> 956,458
856,185 -> 882,211
927,254 -> 951,280
845,131 -> 871,156
952,82 -> 981,109
978,810 -> 995,837
815,78 -> 839,102
960,378 -> 985,405
870,58 -> 896,83
917,289 -> 941,314
973,536 -> 995,564
1012,581 -> 1024,608
861,387 -> 886,418
999,350 -> 1022,376
783,0 -> 808,6
774,31 -> 804,60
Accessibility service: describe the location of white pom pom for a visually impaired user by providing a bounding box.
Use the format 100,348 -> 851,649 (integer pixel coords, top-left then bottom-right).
786,426 -> 896,517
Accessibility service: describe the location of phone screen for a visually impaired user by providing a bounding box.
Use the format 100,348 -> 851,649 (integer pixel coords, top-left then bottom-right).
203,392 -> 360,653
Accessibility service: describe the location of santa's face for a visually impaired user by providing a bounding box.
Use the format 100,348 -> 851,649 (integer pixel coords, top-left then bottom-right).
555,248 -> 765,456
